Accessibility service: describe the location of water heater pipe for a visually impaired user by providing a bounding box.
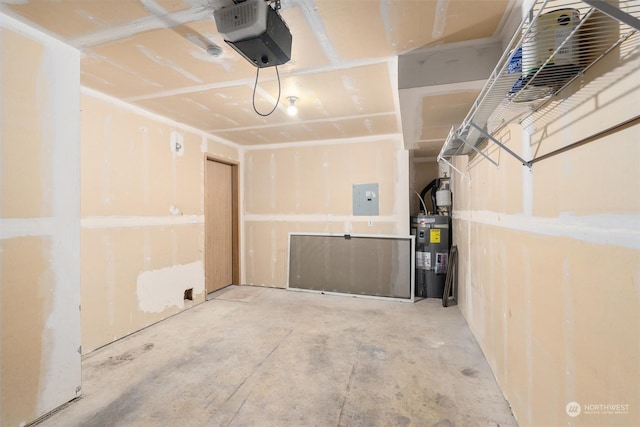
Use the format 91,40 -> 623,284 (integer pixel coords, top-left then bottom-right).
420,178 -> 440,214
414,191 -> 428,214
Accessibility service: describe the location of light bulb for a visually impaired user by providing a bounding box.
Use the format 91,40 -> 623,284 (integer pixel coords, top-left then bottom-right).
286,96 -> 298,116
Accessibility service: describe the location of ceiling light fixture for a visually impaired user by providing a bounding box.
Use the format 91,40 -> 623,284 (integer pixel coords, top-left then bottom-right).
286,96 -> 298,116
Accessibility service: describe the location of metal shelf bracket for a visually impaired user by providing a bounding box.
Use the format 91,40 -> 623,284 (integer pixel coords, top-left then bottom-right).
437,155 -> 469,181
468,122 -> 532,169
582,0 -> 640,31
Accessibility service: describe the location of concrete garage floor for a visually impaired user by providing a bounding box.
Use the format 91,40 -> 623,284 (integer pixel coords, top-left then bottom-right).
40,286 -> 517,427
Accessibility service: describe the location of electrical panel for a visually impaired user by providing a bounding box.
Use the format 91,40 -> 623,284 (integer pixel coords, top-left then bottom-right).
352,183 -> 379,216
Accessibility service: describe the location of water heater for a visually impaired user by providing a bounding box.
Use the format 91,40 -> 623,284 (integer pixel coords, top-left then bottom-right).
410,214 -> 451,298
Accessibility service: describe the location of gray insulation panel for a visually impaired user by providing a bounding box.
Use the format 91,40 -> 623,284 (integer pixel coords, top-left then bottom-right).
288,234 -> 412,299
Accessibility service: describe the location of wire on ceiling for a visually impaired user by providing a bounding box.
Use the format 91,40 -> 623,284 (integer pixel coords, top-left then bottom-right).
252,65 -> 281,117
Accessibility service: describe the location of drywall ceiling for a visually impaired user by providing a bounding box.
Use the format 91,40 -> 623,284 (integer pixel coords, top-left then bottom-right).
1,0 -> 512,150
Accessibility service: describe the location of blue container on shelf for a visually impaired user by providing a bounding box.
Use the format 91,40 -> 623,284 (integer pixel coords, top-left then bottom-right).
508,47 -> 522,74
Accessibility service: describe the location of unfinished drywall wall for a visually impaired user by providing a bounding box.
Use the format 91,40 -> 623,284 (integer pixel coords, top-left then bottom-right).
451,33 -> 640,426
243,136 -> 409,287
80,89 -> 239,353
1,13 -> 81,427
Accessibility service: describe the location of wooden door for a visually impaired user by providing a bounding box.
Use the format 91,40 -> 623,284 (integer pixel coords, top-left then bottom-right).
206,160 -> 233,293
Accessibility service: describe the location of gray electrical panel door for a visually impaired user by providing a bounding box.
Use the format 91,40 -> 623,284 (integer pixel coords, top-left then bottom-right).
352,183 -> 379,216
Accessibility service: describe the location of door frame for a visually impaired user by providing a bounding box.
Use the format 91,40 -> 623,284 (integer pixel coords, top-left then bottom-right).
205,155 -> 240,288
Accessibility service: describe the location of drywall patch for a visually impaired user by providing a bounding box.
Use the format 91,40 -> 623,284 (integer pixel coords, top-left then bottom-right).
102,115 -> 113,205
562,259 -> 576,408
0,218 -> 56,239
521,124 -> 533,215
297,0 -> 340,65
139,0 -> 167,15
141,126 -> 150,204
294,151 -> 301,210
82,87 -> 239,150
170,130 -> 184,156
269,153 -> 276,209
270,227 -> 277,282
454,210 -> 640,250
394,141 -> 410,234
136,261 -> 204,313
81,215 -> 203,228
135,44 -> 203,84
36,29 -> 82,417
